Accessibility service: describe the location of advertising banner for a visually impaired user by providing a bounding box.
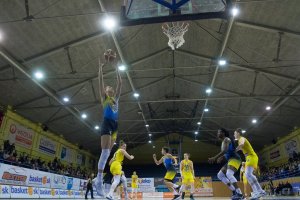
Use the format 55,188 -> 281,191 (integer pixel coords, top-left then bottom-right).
60,146 -> 74,163
5,119 -> 35,149
0,163 -> 28,185
77,153 -> 83,165
10,185 -> 39,198
284,137 -> 300,158
38,136 -> 57,155
194,177 -> 213,197
127,178 -> 155,192
51,174 -> 67,189
74,190 -> 84,199
39,188 -> 57,198
269,147 -> 281,162
0,184 -> 10,198
28,170 -> 51,188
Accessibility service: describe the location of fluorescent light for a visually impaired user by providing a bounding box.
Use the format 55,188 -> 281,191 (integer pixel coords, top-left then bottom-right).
133,92 -> 140,98
231,7 -> 239,17
81,113 -> 87,119
34,71 -> 44,79
195,131 -> 198,135
242,130 -> 246,134
204,108 -> 209,112
94,125 -> 99,130
218,59 -> 227,66
206,88 -> 212,94
252,119 -> 257,124
118,65 -> 126,71
102,16 -> 117,30
145,124 -> 149,127
266,106 -> 271,111
63,97 -> 69,102
148,140 -> 152,144
197,121 -> 201,125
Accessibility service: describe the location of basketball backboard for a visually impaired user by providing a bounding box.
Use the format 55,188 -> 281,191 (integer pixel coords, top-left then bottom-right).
121,0 -> 231,26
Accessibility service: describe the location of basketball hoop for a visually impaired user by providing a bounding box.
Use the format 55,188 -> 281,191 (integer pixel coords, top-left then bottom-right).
162,22 -> 189,50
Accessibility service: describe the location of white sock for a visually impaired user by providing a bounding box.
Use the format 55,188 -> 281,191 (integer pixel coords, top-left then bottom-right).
245,166 -> 263,193
173,183 -> 179,188
180,184 -> 186,193
97,149 -> 111,180
121,174 -> 128,198
108,175 -> 121,197
217,171 -> 235,191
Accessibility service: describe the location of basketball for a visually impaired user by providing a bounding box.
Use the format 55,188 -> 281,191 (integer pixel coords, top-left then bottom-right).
104,49 -> 117,62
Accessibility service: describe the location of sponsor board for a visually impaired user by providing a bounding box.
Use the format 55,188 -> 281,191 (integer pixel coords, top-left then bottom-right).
142,192 -> 163,198
39,187 -> 58,198
10,186 -> 39,198
0,184 -> 10,198
0,164 -> 28,185
60,146 -> 74,163
28,171 -> 51,188
39,136 -> 57,155
51,174 -> 67,189
59,189 -> 74,198
6,119 -> 35,149
72,178 -> 81,191
74,190 -> 84,199
194,177 -> 213,196
128,178 -> 155,192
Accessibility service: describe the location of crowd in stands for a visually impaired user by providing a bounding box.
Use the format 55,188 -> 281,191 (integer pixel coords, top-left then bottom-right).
0,140 -> 91,179
259,151 -> 300,181
262,181 -> 294,196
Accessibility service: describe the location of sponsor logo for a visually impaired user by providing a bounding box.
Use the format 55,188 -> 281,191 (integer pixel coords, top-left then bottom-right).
139,178 -> 151,184
40,189 -> 51,195
11,186 -> 28,194
0,185 -> 9,195
54,175 -> 66,184
67,177 -> 73,190
60,190 -> 68,195
29,175 -> 50,185
2,170 -> 27,182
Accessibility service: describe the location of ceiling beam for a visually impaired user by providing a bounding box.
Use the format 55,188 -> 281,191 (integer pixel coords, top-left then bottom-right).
176,49 -> 299,82
0,46 -> 96,133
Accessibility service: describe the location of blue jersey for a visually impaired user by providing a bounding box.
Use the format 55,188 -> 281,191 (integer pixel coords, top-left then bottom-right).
224,138 -> 240,161
163,157 -> 175,171
103,96 -> 118,120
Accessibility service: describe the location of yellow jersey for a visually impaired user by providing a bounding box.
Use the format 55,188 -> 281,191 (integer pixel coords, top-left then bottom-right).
132,175 -> 138,184
112,149 -> 124,164
182,160 -> 193,175
239,137 -> 256,156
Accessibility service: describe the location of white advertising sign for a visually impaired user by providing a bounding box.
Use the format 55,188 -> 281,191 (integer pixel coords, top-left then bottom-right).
6,119 -> 35,149
0,184 -> 11,198
51,174 -> 67,189
38,136 -> 57,155
28,170 -> 51,188
10,185 -> 29,198
39,188 -> 56,198
74,190 -> 84,199
0,163 -> 28,185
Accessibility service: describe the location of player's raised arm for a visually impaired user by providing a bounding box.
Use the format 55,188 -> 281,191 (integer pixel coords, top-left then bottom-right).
153,154 -> 163,165
120,149 -> 134,160
98,58 -> 105,105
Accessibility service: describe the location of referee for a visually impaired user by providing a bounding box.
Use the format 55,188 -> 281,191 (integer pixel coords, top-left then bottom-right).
85,173 -> 94,199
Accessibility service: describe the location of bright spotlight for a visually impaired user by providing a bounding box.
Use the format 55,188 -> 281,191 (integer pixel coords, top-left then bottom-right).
252,119 -> 257,124
195,131 -> 198,135
231,7 -> 239,17
148,134 -> 152,137
242,130 -> 246,134
148,140 -> 152,144
197,121 -> 201,125
204,108 -> 209,112
133,92 -> 140,98
118,65 -> 126,71
266,106 -> 271,111
63,97 -> 69,102
206,88 -> 212,94
195,139 -> 198,142
218,59 -> 227,66
102,16 -> 117,30
145,124 -> 149,128
94,125 -> 99,130
81,113 -> 87,119
34,71 -> 44,79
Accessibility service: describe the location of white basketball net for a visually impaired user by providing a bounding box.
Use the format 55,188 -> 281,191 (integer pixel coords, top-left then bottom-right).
162,22 -> 189,50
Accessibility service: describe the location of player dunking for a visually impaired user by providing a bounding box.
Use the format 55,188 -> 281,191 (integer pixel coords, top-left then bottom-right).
153,147 -> 181,200
208,128 -> 243,200
234,128 -> 266,200
95,50 -> 122,196
180,153 -> 195,200
106,141 -> 134,200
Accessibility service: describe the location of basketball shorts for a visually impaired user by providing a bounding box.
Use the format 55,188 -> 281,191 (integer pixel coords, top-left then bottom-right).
245,154 -> 258,169
182,173 -> 194,184
101,118 -> 118,140
228,158 -> 241,170
164,170 -> 177,182
110,161 -> 122,175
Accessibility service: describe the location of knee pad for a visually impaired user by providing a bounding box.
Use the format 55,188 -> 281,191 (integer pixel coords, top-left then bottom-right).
226,169 -> 237,183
